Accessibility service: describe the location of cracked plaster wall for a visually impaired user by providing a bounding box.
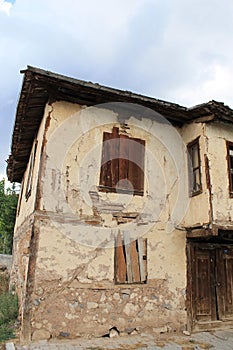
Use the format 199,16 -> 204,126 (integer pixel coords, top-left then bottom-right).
179,122 -> 210,227
11,100 -> 211,340
205,122 -> 233,225
10,109 -> 49,330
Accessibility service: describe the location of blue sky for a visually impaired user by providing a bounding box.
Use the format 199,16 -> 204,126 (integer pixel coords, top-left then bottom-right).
1,0 -> 233,182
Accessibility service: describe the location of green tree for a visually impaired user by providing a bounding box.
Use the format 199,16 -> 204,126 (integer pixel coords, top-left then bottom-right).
0,179 -> 18,254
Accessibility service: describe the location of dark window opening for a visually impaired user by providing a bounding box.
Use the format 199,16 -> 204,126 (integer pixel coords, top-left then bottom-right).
227,141 -> 233,196
188,138 -> 202,196
99,127 -> 145,196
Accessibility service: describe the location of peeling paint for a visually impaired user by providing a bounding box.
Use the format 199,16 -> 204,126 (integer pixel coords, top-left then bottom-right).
10,100 -> 217,341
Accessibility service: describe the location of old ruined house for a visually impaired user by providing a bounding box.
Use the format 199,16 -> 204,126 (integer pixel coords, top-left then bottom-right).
7,66 -> 233,342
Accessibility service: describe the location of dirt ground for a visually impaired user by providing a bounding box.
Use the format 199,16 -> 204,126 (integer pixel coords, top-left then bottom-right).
3,328 -> 232,350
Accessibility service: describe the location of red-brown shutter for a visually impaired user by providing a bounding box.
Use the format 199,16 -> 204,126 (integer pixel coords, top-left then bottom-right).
128,138 -> 145,194
119,134 -> 130,190
115,231 -> 127,283
99,128 -> 119,188
100,128 -> 145,195
131,240 -> 141,283
115,232 -> 147,284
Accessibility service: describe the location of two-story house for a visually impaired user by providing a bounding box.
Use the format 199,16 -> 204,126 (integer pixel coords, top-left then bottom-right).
7,66 -> 233,342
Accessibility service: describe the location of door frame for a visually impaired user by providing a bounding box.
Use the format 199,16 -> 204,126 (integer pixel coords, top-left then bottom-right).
187,239 -> 233,331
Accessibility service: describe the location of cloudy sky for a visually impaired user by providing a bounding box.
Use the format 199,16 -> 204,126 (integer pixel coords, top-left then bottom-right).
1,0 -> 233,182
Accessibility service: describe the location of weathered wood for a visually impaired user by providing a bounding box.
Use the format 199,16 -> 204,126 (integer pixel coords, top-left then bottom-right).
111,128 -> 120,187
99,130 -> 119,188
226,141 -> 233,197
130,240 -> 140,283
187,138 -> 202,195
204,154 -> 213,222
224,250 -> 233,317
25,140 -> 38,199
217,247 -> 233,319
194,247 -> 214,321
99,132 -> 111,187
138,238 -> 147,282
115,231 -> 126,283
119,134 -> 129,189
186,228 -> 212,238
216,248 -> 225,320
128,137 -> 145,193
123,232 -> 133,283
190,242 -> 233,328
99,127 -> 145,195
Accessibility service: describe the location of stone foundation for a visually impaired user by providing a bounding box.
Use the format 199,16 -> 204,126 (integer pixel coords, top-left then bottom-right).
29,279 -> 187,340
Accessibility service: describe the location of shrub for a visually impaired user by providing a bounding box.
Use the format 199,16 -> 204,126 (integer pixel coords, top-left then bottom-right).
0,273 -> 9,295
0,292 -> 18,342
0,323 -> 15,342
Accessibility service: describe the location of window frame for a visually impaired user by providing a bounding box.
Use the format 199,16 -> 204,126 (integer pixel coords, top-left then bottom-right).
25,140 -> 38,201
17,176 -> 24,216
99,127 -> 145,196
187,137 -> 202,196
226,141 -> 233,197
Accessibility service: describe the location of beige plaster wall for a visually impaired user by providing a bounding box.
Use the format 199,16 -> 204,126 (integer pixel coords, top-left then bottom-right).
12,98 -> 233,341
25,101 -> 189,339
10,107 -> 49,327
37,101 -> 189,291
14,107 -> 48,229
179,123 -> 210,227
29,215 -> 186,339
205,122 -> 233,225
40,101 -> 191,231
15,100 -> 223,340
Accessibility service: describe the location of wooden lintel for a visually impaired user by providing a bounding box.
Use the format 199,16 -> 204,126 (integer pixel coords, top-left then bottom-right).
213,224 -> 233,231
186,228 -> 213,238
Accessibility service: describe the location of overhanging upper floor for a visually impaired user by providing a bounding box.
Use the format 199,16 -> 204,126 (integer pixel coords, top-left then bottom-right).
7,66 -> 233,182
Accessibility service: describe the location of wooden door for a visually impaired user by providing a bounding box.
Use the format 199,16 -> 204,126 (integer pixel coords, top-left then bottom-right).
190,243 -> 233,325
192,245 -> 217,322
216,247 -> 233,320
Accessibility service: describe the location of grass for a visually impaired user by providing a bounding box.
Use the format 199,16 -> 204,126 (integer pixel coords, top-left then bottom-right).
0,276 -> 18,343
0,273 -> 9,295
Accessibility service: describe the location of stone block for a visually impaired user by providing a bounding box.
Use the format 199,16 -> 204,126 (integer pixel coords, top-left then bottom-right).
32,329 -> 51,341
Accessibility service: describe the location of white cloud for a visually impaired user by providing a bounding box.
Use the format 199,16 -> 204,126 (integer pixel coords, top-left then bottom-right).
0,174 -> 12,188
168,64 -> 233,107
0,0 -> 12,15
1,0 -> 233,175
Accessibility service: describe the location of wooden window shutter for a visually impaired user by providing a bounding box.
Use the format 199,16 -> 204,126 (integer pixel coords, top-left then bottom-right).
115,231 -> 127,283
128,138 -> 145,194
115,231 -> 147,284
99,127 -> 145,195
99,128 -> 119,188
119,134 -> 130,190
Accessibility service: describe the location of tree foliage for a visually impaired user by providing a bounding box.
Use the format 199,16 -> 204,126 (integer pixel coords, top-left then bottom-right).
0,179 -> 18,254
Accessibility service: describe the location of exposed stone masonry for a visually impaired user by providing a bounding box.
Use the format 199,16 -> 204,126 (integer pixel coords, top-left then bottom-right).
30,279 -> 186,340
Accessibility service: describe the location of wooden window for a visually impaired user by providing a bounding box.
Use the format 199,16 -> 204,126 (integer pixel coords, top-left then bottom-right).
227,141 -> 233,196
187,138 -> 202,196
99,127 -> 145,196
115,231 -> 147,284
25,140 -> 37,200
17,177 -> 24,216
